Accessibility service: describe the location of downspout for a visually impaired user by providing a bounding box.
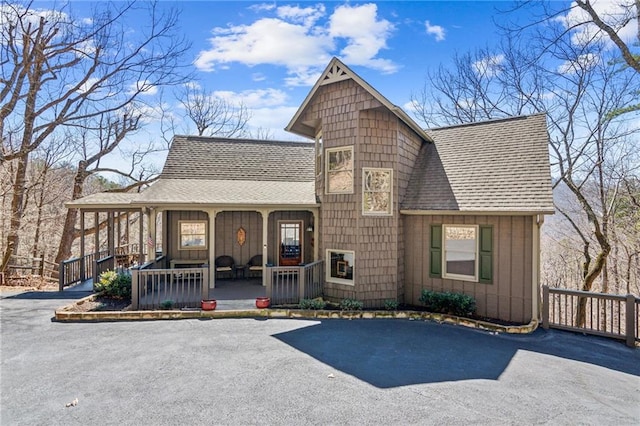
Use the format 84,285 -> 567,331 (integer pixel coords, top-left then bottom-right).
532,214 -> 544,322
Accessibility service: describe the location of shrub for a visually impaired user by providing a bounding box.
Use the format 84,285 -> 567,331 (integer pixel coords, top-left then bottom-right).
384,299 -> 398,311
418,290 -> 476,317
299,298 -> 327,310
159,300 -> 174,310
95,271 -> 132,300
340,298 -> 363,311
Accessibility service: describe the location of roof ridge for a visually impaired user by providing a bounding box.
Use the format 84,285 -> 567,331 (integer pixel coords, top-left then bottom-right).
426,112 -> 546,131
173,135 -> 313,146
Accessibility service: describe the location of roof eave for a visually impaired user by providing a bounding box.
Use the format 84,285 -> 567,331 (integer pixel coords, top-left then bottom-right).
400,209 -> 555,216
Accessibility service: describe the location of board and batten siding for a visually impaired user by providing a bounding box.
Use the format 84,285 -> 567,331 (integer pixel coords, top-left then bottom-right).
403,214 -> 535,323
214,211 -> 262,266
166,210 -> 209,262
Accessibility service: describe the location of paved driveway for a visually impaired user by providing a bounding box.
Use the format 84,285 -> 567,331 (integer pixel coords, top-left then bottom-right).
1,291 -> 639,425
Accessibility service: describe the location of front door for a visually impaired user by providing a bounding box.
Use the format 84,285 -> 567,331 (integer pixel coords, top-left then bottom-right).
279,221 -> 302,266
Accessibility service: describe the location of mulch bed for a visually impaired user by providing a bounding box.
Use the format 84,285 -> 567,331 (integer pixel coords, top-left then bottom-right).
62,295 -> 130,312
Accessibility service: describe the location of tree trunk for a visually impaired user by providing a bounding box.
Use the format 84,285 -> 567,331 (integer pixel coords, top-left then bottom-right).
54,162 -> 86,265
3,154 -> 28,266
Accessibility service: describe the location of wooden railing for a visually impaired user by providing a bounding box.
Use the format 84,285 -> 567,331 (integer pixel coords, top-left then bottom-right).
265,260 -> 324,305
131,263 -> 208,310
59,251 -> 108,290
94,255 -> 115,284
3,255 -> 58,280
542,286 -> 640,347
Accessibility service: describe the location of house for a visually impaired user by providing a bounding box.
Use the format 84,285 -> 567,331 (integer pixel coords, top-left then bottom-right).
65,57 -> 553,324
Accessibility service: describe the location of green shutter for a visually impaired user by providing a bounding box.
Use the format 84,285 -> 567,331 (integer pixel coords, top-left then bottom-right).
429,225 -> 442,277
479,225 -> 493,284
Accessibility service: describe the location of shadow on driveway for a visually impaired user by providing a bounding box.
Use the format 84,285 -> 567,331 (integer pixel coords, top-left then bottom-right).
273,319 -> 639,388
2,290 -> 92,300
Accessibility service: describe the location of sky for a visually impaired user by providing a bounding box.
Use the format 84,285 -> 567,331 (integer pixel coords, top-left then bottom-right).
21,0 -> 638,177
64,0 -> 523,142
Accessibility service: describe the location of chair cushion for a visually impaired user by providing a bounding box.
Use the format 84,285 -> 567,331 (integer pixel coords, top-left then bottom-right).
249,266 -> 263,271
216,266 -> 232,272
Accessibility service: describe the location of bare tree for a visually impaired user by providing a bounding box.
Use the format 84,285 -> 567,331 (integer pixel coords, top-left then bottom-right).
179,84 -> 250,137
0,1 -> 190,267
411,4 -> 640,325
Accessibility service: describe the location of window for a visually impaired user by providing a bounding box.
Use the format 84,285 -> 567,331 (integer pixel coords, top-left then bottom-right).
326,146 -> 353,193
179,221 -> 207,250
316,132 -> 323,177
362,168 -> 392,215
326,249 -> 354,285
430,224 -> 493,283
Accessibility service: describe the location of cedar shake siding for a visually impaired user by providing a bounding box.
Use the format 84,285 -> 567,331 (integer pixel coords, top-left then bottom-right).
403,214 -> 535,323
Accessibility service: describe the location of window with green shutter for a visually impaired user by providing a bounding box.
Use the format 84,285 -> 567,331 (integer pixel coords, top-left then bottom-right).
479,225 -> 493,283
429,224 -> 442,277
430,223 -> 493,283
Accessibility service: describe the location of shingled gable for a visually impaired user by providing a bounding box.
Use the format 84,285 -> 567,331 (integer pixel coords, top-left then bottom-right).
401,113 -> 554,214
137,136 -> 317,206
286,56 -> 431,143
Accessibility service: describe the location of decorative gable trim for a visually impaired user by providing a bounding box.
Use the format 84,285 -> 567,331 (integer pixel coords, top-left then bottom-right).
320,63 -> 350,86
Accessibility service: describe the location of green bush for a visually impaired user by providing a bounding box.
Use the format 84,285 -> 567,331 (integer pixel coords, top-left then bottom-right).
384,299 -> 398,311
95,271 -> 131,300
418,290 -> 476,317
299,298 -> 327,310
159,300 -> 174,310
340,298 -> 363,311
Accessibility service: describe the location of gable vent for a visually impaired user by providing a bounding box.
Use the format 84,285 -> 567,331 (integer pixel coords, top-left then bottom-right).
320,64 -> 350,85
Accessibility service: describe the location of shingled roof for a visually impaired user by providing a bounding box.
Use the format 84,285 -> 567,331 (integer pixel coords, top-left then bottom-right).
137,136 -> 317,206
402,113 -> 554,214
161,136 -> 315,182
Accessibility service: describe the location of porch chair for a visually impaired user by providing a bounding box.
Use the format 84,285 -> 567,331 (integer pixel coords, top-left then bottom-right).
215,255 -> 236,280
246,254 -> 263,279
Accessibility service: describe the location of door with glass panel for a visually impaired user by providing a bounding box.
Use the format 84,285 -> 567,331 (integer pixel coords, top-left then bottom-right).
278,221 -> 302,266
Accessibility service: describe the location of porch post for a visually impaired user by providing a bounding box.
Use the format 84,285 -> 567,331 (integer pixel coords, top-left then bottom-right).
148,208 -> 157,261
313,208 -> 319,261
138,209 -> 145,264
260,209 -> 271,287
80,210 -> 85,281
94,212 -> 99,256
207,209 -> 217,289
107,211 -> 115,256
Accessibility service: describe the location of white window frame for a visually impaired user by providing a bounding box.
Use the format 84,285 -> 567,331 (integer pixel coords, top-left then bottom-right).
325,146 -> 354,194
442,224 -> 478,282
362,167 -> 393,216
325,249 -> 355,286
315,131 -> 323,177
178,220 -> 207,250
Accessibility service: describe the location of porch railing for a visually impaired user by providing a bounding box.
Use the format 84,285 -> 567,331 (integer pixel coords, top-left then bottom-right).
131,262 -> 208,310
542,285 -> 640,347
265,260 -> 324,305
59,250 -> 109,290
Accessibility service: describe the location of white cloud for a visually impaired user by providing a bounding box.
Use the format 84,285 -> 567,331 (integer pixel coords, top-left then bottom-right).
425,20 -> 445,42
128,80 -> 158,96
328,4 -> 397,73
194,2 -> 397,85
472,54 -> 505,77
560,0 -> 638,48
76,77 -> 100,94
213,88 -> 288,108
557,53 -> 600,74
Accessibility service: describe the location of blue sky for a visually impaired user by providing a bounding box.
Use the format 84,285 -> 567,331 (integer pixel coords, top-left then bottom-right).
61,1 -> 523,142
175,1 -> 511,139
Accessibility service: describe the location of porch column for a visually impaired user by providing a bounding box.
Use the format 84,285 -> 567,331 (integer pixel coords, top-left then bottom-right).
148,208 -> 157,261
107,211 -> 115,256
80,210 -> 85,280
138,209 -> 145,264
94,212 -> 99,256
312,208 -> 319,261
259,209 -> 272,287
207,209 -> 217,289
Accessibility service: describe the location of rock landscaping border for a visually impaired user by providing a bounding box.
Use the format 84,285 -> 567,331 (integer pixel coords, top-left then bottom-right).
55,294 -> 538,334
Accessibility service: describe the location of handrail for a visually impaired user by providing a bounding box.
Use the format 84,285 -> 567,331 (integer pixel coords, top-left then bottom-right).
542,285 -> 639,347
265,260 -> 324,305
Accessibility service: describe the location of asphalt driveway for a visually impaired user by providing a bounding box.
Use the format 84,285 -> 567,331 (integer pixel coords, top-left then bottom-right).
1,290 -> 638,425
